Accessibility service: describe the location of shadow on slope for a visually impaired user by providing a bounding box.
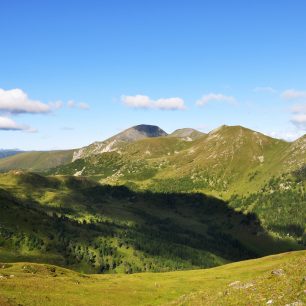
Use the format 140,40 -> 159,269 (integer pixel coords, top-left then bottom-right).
0,173 -> 302,274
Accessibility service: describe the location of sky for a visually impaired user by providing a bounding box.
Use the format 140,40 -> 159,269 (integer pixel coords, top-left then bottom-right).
0,0 -> 306,150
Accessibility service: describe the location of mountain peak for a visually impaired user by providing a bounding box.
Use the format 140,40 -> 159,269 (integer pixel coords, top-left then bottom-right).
128,124 -> 168,138
169,128 -> 204,140
72,124 -> 167,161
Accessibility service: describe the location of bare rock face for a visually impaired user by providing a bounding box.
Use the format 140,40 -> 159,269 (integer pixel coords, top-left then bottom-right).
271,269 -> 285,276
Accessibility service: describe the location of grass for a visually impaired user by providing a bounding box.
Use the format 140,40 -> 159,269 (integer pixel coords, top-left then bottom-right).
0,250 -> 305,305
0,150 -> 74,171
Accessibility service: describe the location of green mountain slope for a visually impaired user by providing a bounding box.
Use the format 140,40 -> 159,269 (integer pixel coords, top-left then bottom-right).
0,250 -> 304,305
0,171 -> 300,274
47,125 -> 306,245
0,150 -> 74,171
49,125 -> 292,195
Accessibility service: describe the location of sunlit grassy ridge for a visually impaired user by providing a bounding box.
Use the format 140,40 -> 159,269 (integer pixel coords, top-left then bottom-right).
0,150 -> 74,171
0,250 -> 304,305
48,125 -> 297,195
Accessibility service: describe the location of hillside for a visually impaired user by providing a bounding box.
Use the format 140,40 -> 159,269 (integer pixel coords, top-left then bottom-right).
49,125 -> 292,195
0,150 -> 74,171
1,125 -> 305,248
46,125 -> 306,245
72,124 -> 168,161
0,250 -> 304,305
0,171 -> 301,275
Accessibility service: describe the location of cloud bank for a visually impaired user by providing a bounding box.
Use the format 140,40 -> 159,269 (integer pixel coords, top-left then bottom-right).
121,95 -> 186,110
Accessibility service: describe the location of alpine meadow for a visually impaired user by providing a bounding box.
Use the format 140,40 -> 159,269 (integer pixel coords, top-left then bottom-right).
0,1 -> 305,305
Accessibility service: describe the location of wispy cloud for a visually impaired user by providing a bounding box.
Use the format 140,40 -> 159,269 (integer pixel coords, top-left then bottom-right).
253,87 -> 277,94
121,95 -> 186,110
291,114 -> 306,130
288,102 -> 306,130
268,129 -> 304,141
61,126 -> 74,131
281,89 -> 306,100
67,100 -> 90,110
196,93 -> 236,106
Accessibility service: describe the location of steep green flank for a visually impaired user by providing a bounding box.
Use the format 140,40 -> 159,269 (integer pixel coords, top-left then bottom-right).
0,251 -> 304,305
0,150 -> 74,171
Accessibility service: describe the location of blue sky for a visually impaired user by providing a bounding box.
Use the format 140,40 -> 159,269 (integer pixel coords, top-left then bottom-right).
1,0 -> 306,150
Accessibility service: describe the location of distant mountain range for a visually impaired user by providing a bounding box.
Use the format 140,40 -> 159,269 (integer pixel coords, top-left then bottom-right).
1,124 -> 306,194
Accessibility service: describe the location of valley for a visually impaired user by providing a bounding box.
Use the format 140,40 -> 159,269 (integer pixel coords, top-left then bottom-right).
0,124 -> 305,305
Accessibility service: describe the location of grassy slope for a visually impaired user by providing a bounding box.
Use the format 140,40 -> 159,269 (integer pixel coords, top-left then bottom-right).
0,250 -> 304,306
0,172 -> 301,275
0,150 -> 74,171
46,127 -> 306,244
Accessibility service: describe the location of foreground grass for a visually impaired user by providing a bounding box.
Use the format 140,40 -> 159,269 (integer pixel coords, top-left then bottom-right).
0,251 -> 305,306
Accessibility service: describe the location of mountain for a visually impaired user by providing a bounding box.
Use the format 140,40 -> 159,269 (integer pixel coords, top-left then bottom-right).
50,125 -> 289,194
0,124 -> 305,245
0,150 -> 74,171
168,128 -> 204,140
0,149 -> 23,159
47,125 -> 306,245
72,124 -> 168,161
0,250 -> 304,305
0,124 -> 168,171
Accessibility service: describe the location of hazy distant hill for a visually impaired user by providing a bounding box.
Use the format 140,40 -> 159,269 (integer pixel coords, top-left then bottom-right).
0,149 -> 23,159
0,150 -> 74,171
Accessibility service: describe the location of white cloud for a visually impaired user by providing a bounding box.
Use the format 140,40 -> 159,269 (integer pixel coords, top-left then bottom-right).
67,100 -> 90,110
291,114 -> 306,130
281,89 -> 306,100
0,116 -> 35,132
268,130 -> 304,141
0,88 -> 51,114
121,95 -> 186,110
253,87 -> 276,94
196,93 -> 236,106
